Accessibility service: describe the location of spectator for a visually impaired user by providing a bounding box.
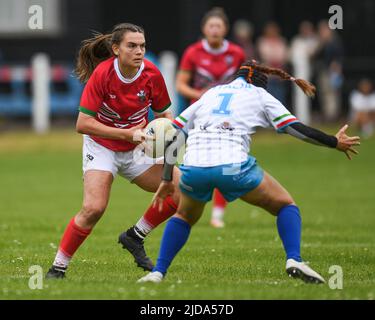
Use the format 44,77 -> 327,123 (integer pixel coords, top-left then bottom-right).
314,20 -> 344,122
290,21 -> 319,124
232,19 -> 256,61
350,78 -> 375,138
257,22 -> 288,104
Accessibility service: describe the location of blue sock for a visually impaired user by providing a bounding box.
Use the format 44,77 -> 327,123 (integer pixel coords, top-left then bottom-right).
153,217 -> 191,275
276,205 -> 302,262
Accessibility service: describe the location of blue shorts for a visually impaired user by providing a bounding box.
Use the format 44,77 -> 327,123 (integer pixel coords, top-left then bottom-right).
179,156 -> 264,202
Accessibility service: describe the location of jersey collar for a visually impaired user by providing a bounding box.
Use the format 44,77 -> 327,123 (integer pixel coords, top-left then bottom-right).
202,39 -> 229,55
114,58 -> 145,84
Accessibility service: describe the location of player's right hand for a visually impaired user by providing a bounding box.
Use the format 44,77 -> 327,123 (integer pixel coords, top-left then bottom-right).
335,124 -> 361,160
123,119 -> 154,145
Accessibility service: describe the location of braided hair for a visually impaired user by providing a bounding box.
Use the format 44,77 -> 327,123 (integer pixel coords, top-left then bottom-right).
237,60 -> 316,97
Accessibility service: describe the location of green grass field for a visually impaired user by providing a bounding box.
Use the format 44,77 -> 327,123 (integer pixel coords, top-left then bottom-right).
0,128 -> 374,300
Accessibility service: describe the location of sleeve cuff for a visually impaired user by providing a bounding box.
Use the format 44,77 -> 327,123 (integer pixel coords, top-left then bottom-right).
79,106 -> 97,117
276,120 -> 300,133
151,102 -> 171,114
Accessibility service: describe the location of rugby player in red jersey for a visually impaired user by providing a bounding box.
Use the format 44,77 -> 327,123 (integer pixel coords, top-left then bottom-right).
176,8 -> 245,228
46,23 -> 182,278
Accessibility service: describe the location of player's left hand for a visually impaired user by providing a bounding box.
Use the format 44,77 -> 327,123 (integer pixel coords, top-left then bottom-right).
152,180 -> 175,212
335,124 -> 361,160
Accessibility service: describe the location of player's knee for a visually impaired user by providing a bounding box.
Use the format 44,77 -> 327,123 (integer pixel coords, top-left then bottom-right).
175,211 -> 199,226
273,197 -> 296,216
262,195 -> 295,216
282,194 -> 295,207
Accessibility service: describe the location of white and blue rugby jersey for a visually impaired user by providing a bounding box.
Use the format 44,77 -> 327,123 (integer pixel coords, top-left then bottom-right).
173,77 -> 299,167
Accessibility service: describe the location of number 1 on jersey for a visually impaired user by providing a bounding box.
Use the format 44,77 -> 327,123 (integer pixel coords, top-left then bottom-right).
212,93 -> 233,115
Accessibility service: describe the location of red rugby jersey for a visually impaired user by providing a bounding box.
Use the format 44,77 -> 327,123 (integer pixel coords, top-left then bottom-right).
79,57 -> 171,152
179,39 -> 245,102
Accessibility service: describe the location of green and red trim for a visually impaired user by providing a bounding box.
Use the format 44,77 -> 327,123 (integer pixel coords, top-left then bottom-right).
273,113 -> 298,132
276,117 -> 298,129
79,106 -> 97,117
151,102 -> 172,114
173,115 -> 187,129
273,113 -> 292,123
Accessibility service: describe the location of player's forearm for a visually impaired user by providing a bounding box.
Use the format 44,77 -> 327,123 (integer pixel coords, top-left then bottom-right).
162,142 -> 177,181
154,110 -> 174,120
176,81 -> 203,100
76,113 -> 127,140
162,130 -> 186,181
285,122 -> 338,148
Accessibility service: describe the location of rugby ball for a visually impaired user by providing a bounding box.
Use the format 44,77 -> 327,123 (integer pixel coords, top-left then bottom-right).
144,118 -> 177,158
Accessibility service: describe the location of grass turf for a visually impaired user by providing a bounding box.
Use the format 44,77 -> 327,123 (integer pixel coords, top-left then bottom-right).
0,128 -> 374,300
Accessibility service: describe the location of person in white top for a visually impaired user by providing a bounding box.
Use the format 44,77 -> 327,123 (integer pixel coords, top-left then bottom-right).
289,21 -> 319,124
138,61 -> 360,284
350,78 -> 375,138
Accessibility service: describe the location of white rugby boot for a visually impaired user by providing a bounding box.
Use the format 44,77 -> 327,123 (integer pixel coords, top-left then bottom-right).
137,271 -> 164,283
286,259 -> 325,284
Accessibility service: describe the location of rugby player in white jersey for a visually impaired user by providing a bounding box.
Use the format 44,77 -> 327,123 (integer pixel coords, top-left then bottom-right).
137,61 -> 360,284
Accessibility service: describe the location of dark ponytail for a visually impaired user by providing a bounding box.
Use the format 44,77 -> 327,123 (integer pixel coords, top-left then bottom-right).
238,61 -> 316,98
75,23 -> 145,83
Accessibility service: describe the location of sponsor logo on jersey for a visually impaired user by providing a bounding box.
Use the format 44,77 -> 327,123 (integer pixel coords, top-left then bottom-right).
216,121 -> 235,131
109,94 -> 116,99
